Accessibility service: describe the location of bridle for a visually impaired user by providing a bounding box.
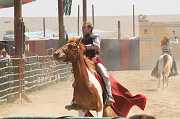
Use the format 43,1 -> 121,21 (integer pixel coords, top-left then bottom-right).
62,42 -> 81,62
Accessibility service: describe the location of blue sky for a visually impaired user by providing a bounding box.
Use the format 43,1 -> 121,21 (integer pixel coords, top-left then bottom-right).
0,0 -> 180,17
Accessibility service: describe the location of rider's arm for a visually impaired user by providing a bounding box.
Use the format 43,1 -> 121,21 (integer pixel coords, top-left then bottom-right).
170,37 -> 179,44
85,35 -> 101,52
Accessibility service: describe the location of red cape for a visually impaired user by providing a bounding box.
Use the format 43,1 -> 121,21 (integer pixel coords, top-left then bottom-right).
109,74 -> 147,117
88,73 -> 147,117
87,57 -> 147,117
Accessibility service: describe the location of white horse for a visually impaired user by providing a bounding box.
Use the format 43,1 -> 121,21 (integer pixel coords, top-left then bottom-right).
157,53 -> 173,88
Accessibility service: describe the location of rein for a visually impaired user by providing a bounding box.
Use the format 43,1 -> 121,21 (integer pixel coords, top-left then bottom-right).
76,47 -> 82,78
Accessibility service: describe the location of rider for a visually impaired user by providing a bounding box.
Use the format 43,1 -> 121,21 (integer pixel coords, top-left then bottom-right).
151,36 -> 178,77
66,22 -> 114,109
160,36 -> 178,77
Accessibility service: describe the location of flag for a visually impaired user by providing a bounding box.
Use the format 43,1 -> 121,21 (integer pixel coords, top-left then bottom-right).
63,0 -> 72,16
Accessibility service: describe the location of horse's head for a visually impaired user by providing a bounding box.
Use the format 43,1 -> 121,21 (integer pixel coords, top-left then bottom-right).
160,35 -> 170,46
53,37 -> 85,62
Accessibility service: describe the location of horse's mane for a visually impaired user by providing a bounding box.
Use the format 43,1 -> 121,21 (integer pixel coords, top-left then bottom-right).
160,36 -> 170,46
67,37 -> 85,52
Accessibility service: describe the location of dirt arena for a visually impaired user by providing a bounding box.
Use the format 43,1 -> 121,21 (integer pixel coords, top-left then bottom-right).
0,70 -> 180,119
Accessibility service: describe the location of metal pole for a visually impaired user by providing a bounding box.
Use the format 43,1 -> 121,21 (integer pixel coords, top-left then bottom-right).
83,0 -> 87,23
118,20 -> 121,40
77,5 -> 80,35
43,17 -> 46,38
14,0 -> 22,58
92,4 -> 94,27
58,0 -> 65,46
133,4 -> 135,37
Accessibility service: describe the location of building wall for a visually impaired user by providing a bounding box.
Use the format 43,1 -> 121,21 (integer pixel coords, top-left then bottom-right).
139,18 -> 168,40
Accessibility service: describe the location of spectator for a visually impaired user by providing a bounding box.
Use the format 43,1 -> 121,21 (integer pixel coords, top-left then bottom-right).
2,48 -> 10,59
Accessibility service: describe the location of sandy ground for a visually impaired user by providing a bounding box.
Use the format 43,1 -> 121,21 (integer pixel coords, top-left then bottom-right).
0,70 -> 180,119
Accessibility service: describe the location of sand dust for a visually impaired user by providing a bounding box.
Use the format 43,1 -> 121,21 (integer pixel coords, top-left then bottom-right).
0,70 -> 180,119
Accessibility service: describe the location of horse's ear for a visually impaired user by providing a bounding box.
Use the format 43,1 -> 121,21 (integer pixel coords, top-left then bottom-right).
77,38 -> 82,45
68,37 -> 77,43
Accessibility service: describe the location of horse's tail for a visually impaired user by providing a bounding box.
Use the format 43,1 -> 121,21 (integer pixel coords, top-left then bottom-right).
162,54 -> 172,76
163,55 -> 169,69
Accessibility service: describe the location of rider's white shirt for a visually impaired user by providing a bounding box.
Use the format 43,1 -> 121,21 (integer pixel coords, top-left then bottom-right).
170,37 -> 179,44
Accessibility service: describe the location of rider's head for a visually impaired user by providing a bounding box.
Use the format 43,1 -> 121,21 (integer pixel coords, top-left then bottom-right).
160,36 -> 170,46
82,22 -> 93,36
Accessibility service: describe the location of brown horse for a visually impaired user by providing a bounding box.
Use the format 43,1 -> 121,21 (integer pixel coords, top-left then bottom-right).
53,40 -> 117,117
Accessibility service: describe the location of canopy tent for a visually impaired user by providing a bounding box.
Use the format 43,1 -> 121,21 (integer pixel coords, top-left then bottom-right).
0,0 -> 72,15
0,0 -> 73,57
0,0 -> 35,8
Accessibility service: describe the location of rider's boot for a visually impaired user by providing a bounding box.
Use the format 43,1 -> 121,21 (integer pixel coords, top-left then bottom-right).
169,57 -> 179,77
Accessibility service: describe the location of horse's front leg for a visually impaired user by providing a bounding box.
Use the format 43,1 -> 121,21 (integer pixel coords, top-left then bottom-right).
166,76 -> 169,87
96,108 -> 103,117
163,75 -> 165,88
78,110 -> 87,117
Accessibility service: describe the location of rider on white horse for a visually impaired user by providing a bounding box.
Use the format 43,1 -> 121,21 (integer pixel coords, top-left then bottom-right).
162,36 -> 178,77
152,36 -> 178,78
65,22 -> 115,110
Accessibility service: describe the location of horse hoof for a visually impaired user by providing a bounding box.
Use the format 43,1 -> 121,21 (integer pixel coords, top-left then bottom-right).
65,103 -> 82,111
65,105 -> 72,111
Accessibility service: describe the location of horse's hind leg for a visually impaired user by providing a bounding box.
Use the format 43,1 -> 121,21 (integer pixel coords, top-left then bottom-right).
166,76 -> 169,87
163,75 -> 169,88
158,78 -> 160,88
163,75 -> 165,88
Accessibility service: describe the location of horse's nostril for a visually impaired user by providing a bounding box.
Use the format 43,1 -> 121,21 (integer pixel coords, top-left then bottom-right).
54,52 -> 58,55
60,53 -> 65,57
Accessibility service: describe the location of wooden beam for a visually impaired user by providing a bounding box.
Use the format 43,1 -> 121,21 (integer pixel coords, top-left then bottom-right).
118,20 -> 121,40
77,4 -> 80,35
14,0 -> 22,57
133,4 -> 135,37
92,4 -> 94,27
58,0 -> 65,46
43,17 -> 46,38
83,0 -> 87,23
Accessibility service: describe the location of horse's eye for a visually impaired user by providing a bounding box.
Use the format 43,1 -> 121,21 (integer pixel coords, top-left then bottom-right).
68,44 -> 76,49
